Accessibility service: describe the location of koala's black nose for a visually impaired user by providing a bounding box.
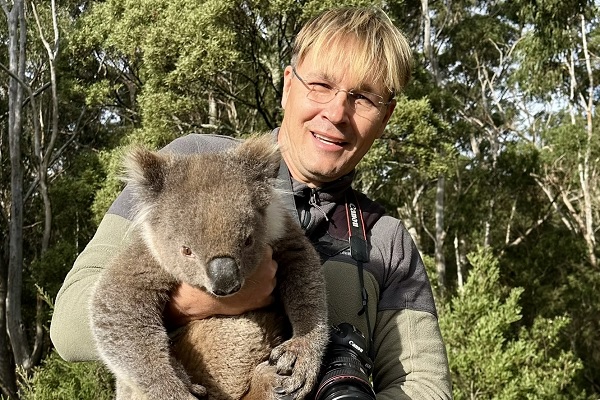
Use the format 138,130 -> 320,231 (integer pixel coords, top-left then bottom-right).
207,257 -> 242,296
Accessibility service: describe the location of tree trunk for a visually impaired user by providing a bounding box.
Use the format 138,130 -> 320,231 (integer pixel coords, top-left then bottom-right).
208,91 -> 218,127
422,0 -> 447,292
435,175 -> 447,292
454,234 -> 466,291
0,240 -> 18,399
578,13 -> 597,268
5,0 -> 34,374
33,0 -> 60,256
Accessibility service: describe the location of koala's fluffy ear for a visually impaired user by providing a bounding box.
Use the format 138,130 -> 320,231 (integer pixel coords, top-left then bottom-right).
123,147 -> 169,200
232,134 -> 281,181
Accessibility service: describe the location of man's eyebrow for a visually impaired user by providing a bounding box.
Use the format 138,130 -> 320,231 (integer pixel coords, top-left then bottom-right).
305,70 -> 334,82
352,80 -> 380,93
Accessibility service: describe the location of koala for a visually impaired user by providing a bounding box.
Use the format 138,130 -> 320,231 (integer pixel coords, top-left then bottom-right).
90,135 -> 329,400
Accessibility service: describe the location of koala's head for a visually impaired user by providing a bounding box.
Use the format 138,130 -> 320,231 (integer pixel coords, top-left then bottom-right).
124,135 -> 286,296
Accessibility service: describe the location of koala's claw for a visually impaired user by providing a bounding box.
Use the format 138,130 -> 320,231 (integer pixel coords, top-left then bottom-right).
189,383 -> 208,399
269,338 -> 320,399
273,386 -> 299,400
270,347 -> 296,376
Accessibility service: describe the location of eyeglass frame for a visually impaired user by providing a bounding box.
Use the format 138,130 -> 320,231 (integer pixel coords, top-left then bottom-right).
291,66 -> 394,117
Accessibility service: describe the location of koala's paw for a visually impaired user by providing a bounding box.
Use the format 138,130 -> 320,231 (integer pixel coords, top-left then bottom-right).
269,337 -> 321,399
189,384 -> 207,399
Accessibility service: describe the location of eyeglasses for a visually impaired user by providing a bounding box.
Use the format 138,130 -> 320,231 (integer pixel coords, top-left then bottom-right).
291,66 -> 392,118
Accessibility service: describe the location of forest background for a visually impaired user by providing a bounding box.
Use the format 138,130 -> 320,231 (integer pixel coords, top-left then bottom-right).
1,0 -> 599,398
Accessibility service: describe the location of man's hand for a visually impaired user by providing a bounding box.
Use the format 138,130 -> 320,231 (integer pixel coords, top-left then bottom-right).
164,246 -> 278,329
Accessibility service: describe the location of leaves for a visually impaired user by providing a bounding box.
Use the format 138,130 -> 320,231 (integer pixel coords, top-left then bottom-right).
17,352 -> 114,400
440,249 -> 585,399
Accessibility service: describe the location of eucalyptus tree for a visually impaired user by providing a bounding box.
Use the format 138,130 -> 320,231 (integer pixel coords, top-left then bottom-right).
370,0 -> 600,393
2,0 -> 36,395
507,0 -> 600,390
0,0 -> 115,397
433,0 -> 598,392
511,0 -> 599,269
363,0 -> 528,294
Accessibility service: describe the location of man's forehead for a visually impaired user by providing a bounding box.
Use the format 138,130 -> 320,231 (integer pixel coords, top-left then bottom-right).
300,51 -> 385,94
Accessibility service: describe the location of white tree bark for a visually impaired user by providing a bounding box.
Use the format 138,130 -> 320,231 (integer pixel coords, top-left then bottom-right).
422,0 -> 447,291
577,14 -> 597,267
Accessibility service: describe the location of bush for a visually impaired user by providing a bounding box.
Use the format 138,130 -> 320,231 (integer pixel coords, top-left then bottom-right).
439,248 -> 588,399
17,351 -> 113,400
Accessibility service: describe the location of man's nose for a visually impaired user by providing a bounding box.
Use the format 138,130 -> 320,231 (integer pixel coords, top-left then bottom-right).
322,90 -> 350,123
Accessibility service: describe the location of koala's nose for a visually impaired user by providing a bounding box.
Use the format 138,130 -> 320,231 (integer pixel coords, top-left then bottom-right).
207,257 -> 242,296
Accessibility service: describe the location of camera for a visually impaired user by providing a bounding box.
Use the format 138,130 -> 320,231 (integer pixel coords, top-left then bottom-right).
314,323 -> 376,400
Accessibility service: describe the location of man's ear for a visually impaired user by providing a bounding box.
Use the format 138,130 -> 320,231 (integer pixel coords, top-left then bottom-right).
377,99 -> 396,138
281,65 -> 294,109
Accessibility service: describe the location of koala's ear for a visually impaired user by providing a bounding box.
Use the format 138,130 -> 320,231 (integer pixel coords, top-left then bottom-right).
232,134 -> 281,180
123,147 -> 169,198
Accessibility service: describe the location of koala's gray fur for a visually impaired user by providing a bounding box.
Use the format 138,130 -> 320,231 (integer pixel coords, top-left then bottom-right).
90,135 -> 329,400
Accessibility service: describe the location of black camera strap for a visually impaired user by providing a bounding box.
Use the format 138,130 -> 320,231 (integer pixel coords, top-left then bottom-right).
345,190 -> 375,361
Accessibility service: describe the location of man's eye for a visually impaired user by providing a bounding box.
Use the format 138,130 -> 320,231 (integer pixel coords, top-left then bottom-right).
309,82 -> 332,91
352,92 -> 376,106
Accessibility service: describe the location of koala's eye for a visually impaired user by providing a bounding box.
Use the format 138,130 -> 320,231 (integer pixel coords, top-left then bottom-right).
181,246 -> 194,257
244,235 -> 254,247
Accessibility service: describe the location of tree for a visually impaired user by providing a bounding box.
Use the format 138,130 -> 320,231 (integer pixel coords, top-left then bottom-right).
0,1 -> 117,397
440,249 -> 586,399
2,0 -> 29,395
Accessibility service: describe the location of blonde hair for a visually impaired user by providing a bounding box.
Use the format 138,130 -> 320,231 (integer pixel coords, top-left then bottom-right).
291,7 -> 413,97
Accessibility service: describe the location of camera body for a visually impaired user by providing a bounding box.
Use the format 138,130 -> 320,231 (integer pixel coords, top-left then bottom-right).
314,323 -> 376,400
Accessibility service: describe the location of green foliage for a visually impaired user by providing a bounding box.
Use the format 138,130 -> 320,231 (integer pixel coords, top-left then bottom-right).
501,227 -> 600,395
539,115 -> 600,166
71,0 -> 388,136
72,0 -> 276,133
510,33 -> 566,99
90,146 -> 129,222
439,249 -> 587,399
384,96 -> 455,177
356,96 -> 454,197
508,0 -> 592,48
17,352 -> 114,400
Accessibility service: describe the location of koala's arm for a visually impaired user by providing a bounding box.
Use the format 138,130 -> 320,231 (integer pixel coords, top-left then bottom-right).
91,248 -> 195,399
50,213 -> 132,361
272,220 -> 328,338
268,218 -> 329,396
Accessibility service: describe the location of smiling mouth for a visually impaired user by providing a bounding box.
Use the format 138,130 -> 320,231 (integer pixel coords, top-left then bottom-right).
312,132 -> 347,146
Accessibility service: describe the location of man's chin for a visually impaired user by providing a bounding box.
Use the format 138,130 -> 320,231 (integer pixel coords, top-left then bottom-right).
303,169 -> 344,186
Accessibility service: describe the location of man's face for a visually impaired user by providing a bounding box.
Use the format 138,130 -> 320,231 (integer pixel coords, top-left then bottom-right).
278,52 -> 395,187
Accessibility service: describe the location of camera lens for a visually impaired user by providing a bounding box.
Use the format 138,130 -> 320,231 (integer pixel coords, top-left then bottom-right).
315,324 -> 376,400
315,363 -> 374,400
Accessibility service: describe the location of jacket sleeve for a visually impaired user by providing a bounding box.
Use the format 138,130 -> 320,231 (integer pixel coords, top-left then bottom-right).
373,309 -> 453,400
50,213 -> 132,361
370,216 -> 453,399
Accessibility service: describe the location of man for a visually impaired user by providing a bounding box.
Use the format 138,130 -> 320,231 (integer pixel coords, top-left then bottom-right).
50,6 -> 453,399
